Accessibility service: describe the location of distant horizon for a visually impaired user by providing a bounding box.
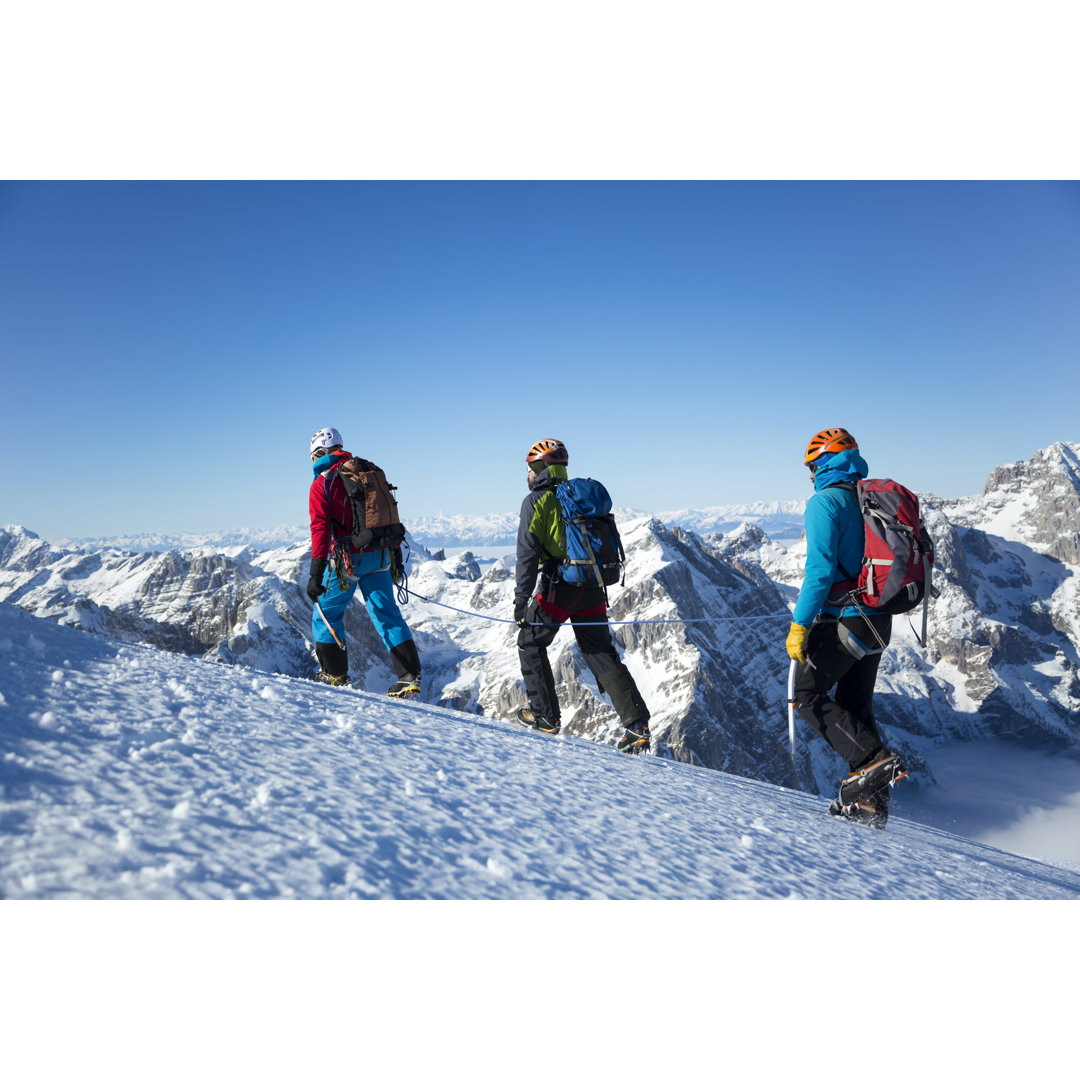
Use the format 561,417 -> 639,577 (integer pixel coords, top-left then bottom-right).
38,495 -> 809,539
14,433 -> 1076,546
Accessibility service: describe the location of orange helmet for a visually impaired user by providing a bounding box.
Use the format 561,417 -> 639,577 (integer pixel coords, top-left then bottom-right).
804,427 -> 858,465
526,438 -> 568,467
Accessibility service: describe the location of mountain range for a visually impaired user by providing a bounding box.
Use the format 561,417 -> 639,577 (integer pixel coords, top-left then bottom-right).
4,441 -> 1080,802
53,500 -> 809,553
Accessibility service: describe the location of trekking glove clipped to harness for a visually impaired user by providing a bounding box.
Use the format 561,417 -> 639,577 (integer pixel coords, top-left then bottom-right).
786,622 -> 809,663
307,557 -> 328,601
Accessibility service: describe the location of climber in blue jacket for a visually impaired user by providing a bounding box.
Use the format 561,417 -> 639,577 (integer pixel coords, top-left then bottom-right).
787,428 -> 905,825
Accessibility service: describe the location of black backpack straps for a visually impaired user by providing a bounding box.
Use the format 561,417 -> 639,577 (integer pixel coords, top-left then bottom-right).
917,521 -> 934,646
580,519 -> 607,591
610,514 -> 625,561
836,559 -> 859,582
606,513 -> 625,586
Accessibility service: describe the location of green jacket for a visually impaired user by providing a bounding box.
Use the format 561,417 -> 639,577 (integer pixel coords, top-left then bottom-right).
514,464 -> 568,609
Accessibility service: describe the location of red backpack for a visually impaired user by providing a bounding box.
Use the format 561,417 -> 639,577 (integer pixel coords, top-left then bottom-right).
830,478 -> 936,644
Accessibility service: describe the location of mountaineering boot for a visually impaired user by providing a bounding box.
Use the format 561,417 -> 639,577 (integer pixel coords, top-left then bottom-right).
314,670 -> 351,687
830,787 -> 890,829
837,750 -> 907,808
856,789 -> 890,828
827,750 -> 907,821
616,718 -> 651,755
387,674 -> 421,699
315,641 -> 350,686
515,707 -> 561,735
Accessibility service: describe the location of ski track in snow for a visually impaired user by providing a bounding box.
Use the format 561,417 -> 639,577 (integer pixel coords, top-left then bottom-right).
3,603 -> 1079,900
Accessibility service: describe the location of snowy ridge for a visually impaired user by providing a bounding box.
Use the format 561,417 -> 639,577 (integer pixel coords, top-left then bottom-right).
3,600 -> 1078,899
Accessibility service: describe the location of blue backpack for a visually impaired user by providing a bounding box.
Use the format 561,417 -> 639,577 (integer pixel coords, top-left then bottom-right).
554,478 -> 625,589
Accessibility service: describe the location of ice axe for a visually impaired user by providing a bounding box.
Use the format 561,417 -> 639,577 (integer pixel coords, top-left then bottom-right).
786,658 -> 797,769
314,599 -> 345,650
786,656 -> 816,780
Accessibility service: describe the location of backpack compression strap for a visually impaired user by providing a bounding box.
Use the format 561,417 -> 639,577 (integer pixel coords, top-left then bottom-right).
569,516 -> 608,591
555,485 -> 610,593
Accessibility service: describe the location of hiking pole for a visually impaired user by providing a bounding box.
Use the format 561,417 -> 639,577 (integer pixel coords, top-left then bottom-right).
314,599 -> 346,650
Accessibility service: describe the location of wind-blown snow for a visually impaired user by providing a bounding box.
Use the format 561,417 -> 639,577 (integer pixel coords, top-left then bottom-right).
3,601 -> 1078,900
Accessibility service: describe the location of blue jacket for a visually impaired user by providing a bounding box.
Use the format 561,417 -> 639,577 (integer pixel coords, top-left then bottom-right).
791,447 -> 869,626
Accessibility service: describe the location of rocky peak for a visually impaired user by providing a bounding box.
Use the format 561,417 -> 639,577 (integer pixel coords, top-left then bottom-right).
0,526 -> 56,573
709,522 -> 770,557
980,441 -> 1080,564
983,441 -> 1080,495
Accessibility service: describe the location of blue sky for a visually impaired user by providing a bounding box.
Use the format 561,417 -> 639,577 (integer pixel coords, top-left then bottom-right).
2,180 -> 1078,541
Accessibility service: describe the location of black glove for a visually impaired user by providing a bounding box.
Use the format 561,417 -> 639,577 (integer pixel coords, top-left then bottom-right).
514,603 -> 529,629
307,557 -> 328,601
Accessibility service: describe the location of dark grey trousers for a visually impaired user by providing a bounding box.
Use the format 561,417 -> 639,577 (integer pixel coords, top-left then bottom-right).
516,592 -> 649,725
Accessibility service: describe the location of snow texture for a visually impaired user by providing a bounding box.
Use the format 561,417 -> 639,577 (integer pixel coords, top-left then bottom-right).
3,600 -> 1078,901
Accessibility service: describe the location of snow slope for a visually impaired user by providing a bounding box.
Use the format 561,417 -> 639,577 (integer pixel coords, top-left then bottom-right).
3,601 -> 1078,901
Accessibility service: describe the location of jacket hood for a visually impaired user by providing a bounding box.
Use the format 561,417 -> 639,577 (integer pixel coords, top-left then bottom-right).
813,446 -> 868,492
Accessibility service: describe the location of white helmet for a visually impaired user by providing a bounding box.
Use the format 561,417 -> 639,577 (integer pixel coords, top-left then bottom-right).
310,427 -> 343,461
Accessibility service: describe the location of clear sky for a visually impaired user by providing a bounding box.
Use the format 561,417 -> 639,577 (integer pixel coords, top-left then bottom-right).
2,180 -> 1079,540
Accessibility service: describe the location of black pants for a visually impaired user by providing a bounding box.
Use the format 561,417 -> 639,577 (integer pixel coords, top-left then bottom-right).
792,613 -> 891,771
517,589 -> 649,725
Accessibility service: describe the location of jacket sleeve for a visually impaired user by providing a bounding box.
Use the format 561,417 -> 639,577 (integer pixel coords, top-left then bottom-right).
792,491 -> 842,626
309,476 -> 333,560
514,493 -> 544,610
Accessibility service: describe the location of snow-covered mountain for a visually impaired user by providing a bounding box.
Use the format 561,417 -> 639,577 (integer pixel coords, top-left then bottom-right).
5,442 -> 1080,805
54,524 -> 311,553
394,512 -> 519,550
3,600 -> 1078,899
403,500 -> 808,549
941,440 -> 1080,565
643,499 -> 808,543
53,500 -> 808,554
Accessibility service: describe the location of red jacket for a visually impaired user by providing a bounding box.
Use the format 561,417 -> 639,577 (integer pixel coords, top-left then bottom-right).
309,451 -> 364,559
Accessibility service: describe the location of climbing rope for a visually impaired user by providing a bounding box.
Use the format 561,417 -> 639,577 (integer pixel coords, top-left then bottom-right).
397,581 -> 788,627
391,544 -> 789,626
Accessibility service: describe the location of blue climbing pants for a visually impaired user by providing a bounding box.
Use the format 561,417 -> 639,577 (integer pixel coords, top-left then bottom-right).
311,548 -> 414,651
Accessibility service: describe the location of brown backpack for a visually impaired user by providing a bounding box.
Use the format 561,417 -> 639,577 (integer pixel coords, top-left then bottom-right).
328,457 -> 406,550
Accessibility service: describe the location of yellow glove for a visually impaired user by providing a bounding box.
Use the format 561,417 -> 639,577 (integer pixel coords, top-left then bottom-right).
786,622 -> 809,663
